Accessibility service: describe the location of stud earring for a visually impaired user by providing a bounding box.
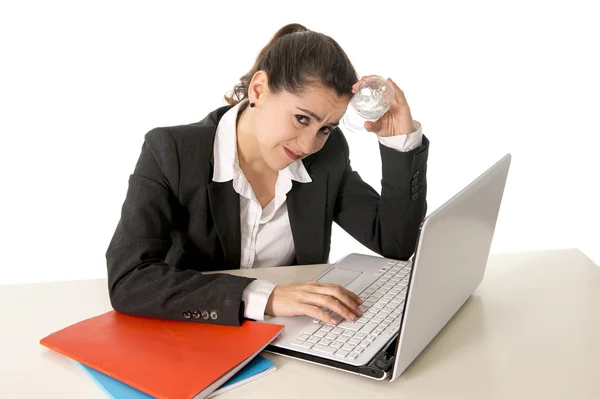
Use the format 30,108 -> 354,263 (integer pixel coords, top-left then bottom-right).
249,102 -> 255,108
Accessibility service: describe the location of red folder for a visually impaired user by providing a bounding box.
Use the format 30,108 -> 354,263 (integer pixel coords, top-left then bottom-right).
40,310 -> 284,399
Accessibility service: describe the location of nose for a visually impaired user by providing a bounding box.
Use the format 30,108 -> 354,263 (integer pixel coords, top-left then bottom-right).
296,131 -> 318,155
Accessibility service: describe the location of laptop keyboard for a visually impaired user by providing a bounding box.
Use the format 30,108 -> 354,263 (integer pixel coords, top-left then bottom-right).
290,260 -> 411,363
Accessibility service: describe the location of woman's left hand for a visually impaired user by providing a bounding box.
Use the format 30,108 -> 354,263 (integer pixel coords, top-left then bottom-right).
351,76 -> 417,137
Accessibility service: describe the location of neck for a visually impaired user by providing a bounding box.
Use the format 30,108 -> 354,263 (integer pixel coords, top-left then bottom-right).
236,102 -> 276,177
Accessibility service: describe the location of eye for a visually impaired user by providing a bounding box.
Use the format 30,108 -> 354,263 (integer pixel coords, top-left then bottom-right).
296,115 -> 333,135
295,115 -> 309,125
320,126 -> 333,135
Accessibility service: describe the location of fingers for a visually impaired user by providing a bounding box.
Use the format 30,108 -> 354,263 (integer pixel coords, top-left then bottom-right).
309,283 -> 363,320
364,120 -> 381,133
304,304 -> 339,325
386,77 -> 408,110
339,285 -> 364,309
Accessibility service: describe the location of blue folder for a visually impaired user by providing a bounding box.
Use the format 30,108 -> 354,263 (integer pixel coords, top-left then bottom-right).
76,354 -> 276,399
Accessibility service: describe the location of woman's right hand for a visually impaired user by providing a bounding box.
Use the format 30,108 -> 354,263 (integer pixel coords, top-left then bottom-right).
264,281 -> 363,324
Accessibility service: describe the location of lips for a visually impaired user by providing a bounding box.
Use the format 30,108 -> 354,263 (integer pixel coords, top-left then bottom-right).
284,147 -> 301,160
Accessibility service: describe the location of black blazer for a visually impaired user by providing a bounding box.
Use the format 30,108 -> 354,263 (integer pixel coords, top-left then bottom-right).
106,105 -> 429,326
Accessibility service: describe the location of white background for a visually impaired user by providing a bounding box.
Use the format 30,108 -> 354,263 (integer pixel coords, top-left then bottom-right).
1,0 -> 598,284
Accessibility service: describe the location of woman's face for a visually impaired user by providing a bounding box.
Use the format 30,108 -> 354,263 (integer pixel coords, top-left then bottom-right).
250,74 -> 351,171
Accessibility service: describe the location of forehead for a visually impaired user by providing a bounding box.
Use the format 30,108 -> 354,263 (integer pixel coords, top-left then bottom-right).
277,84 -> 350,116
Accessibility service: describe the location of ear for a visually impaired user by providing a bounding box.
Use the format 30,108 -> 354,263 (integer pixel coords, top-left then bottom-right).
248,70 -> 269,104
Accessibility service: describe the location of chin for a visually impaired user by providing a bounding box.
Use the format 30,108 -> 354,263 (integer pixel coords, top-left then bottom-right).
265,150 -> 294,171
269,159 -> 291,172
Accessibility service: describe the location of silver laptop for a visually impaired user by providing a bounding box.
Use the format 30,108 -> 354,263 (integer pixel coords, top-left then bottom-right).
264,153 -> 512,381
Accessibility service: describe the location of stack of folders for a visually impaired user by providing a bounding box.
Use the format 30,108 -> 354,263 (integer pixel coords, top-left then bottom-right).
40,310 -> 283,399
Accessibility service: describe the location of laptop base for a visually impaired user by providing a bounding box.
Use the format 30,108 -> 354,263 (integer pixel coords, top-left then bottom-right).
265,332 -> 399,380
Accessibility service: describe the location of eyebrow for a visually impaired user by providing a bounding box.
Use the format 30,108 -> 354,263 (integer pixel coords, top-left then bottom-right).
296,107 -> 340,127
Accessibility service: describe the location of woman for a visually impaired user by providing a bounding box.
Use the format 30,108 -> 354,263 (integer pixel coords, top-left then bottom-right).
106,23 -> 429,327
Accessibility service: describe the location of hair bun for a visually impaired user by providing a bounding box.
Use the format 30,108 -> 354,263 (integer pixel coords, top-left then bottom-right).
273,23 -> 309,40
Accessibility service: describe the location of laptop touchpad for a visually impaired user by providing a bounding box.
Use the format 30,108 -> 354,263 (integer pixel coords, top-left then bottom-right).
317,268 -> 362,287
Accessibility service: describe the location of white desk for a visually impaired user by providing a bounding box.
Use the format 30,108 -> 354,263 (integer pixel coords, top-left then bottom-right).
1,249 -> 599,398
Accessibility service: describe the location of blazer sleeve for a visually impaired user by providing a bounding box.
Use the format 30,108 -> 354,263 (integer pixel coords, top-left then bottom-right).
105,128 -> 255,326
333,135 -> 429,261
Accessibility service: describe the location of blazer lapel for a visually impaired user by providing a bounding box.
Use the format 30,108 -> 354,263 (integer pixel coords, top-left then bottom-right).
207,181 -> 241,269
287,173 -> 328,265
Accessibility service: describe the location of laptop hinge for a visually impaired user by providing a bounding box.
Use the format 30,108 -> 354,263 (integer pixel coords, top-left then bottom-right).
359,334 -> 398,378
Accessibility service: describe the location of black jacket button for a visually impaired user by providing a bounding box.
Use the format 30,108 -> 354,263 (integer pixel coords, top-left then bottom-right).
210,310 -> 219,320
201,310 -> 210,320
182,311 -> 192,319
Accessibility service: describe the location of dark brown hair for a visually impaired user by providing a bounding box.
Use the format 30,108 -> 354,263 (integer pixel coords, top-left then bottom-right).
224,23 -> 358,106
